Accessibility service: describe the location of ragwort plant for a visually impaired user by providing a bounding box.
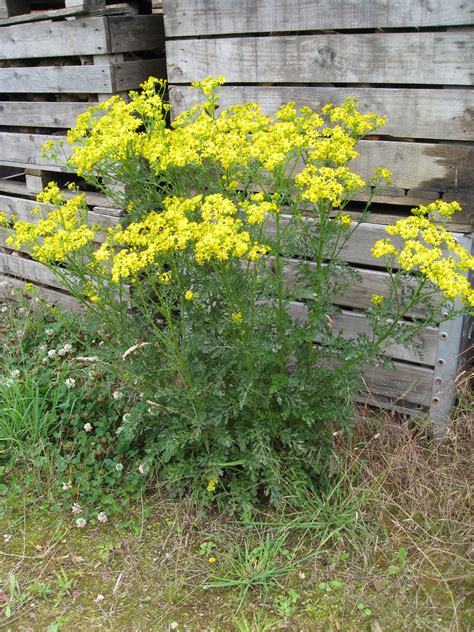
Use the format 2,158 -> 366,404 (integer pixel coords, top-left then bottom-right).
3,76 -> 473,516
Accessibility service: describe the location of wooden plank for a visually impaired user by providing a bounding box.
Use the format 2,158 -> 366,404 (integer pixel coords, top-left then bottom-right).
0,273 -> 82,310
166,33 -> 474,85
290,302 -> 438,365
170,86 -> 474,142
0,0 -> 29,19
0,193 -> 120,229
107,14 -> 165,53
0,102 -> 92,128
0,251 -> 66,290
0,178 -> 115,208
0,16 -> 109,60
2,131 -> 472,210
0,65 -> 114,94
162,0 -> 474,37
112,58 -> 167,91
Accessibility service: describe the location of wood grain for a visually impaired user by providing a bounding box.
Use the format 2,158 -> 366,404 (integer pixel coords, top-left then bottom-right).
163,0 -> 474,37
166,32 -> 474,85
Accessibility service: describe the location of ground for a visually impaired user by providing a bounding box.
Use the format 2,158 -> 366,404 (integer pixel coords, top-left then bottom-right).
1,408 -> 472,632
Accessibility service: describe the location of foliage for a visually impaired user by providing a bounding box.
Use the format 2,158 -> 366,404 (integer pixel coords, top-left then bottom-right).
2,76 -> 473,516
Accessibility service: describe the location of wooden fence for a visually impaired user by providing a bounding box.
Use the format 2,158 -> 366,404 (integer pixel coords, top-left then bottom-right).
0,12 -> 165,304
162,0 -> 474,430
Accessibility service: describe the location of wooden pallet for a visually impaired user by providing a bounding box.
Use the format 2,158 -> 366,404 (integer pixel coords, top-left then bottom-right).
161,0 -> 474,431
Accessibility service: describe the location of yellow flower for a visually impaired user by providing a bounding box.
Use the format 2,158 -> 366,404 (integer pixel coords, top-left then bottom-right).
159,271 -> 172,284
207,477 -> 218,492
184,290 -> 194,301
230,311 -> 243,324
208,556 -> 217,564
371,294 -> 385,306
336,214 -> 352,227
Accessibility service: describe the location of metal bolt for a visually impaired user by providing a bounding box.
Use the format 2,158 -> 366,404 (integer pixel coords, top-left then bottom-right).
432,397 -> 440,404
435,377 -> 443,384
441,310 -> 449,318
440,332 -> 448,340
437,358 -> 445,366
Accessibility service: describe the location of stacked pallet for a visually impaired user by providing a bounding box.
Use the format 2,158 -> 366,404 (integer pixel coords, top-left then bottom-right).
0,13 -> 165,306
162,0 -> 474,429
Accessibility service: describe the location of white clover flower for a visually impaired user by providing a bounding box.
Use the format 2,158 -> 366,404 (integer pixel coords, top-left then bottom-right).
62,481 -> 72,491
115,463 -> 124,472
10,369 -> 20,379
71,503 -> 82,515
76,517 -> 86,528
65,378 -> 76,389
45,328 -> 54,336
97,512 -> 108,523
95,594 -> 105,603
58,347 -> 67,357
83,422 -> 92,433
138,463 -> 147,476
113,391 -> 123,400
47,349 -> 57,358
63,343 -> 73,352
3,533 -> 12,542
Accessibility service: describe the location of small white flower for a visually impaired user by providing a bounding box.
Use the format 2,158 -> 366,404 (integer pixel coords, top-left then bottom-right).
115,463 -> 123,472
72,503 -> 82,515
45,328 -> 54,336
65,378 -> 76,389
95,594 -> 105,603
299,571 -> 306,579
98,340 -> 104,346
63,343 -> 73,352
10,369 -> 20,379
138,463 -> 147,475
3,533 -> 12,542
62,481 -> 72,491
58,347 -> 67,357
83,422 -> 92,433
47,349 -> 57,358
76,517 -> 86,528
97,512 -> 108,523
1,306 -> 7,313
113,391 -> 123,400
19,307 -> 25,314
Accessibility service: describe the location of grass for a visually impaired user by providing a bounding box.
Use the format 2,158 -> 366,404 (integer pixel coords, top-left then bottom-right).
1,399 -> 472,630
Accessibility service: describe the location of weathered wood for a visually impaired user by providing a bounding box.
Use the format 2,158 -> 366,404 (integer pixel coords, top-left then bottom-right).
0,273 -> 82,310
318,357 -> 433,406
0,102 -> 93,128
0,251 -> 66,290
0,193 -> 120,229
0,65 -> 114,94
290,302 -> 438,365
162,0 -> 474,37
166,33 -> 474,85
107,14 -> 165,53
112,58 -> 167,91
170,86 -> 474,142
0,178 -> 115,208
0,15 -> 164,60
1,131 -> 472,217
0,0 -> 29,19
0,16 -> 109,59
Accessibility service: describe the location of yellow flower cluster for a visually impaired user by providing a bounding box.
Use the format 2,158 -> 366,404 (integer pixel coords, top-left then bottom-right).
100,193 -> 271,282
63,76 -> 386,183
6,183 -> 96,264
295,166 -> 365,207
372,201 -> 474,306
